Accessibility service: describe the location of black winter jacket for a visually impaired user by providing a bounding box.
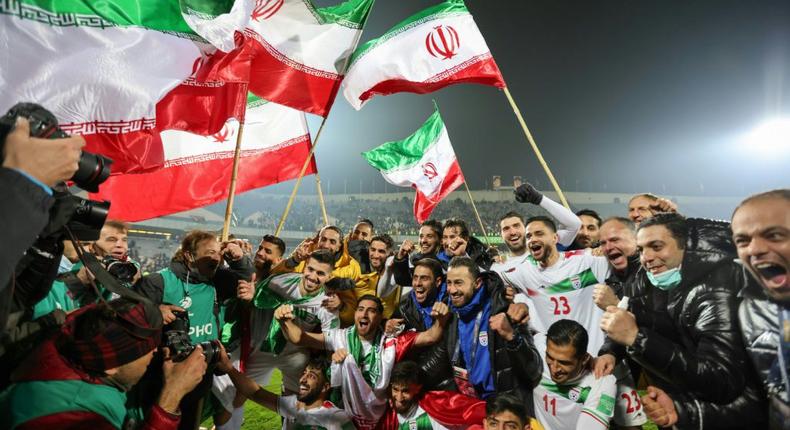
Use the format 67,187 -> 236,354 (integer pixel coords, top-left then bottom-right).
610,220 -> 766,428
423,271 -> 542,408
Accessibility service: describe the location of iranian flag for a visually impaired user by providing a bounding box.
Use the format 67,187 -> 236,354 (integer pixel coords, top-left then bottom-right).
0,0 -> 252,174
362,108 -> 464,223
91,95 -> 316,221
240,0 -> 374,116
342,0 -> 505,110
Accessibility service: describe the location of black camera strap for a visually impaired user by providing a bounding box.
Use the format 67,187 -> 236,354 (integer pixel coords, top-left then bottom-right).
64,227 -> 153,307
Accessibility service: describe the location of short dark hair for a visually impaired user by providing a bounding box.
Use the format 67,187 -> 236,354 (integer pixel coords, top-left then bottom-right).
499,211 -> 525,225
546,319 -> 588,359
638,212 -> 688,249
391,361 -> 424,387
357,294 -> 384,313
305,355 -> 332,384
443,218 -> 470,239
448,256 -> 480,280
413,257 -> 444,282
733,189 -> 790,218
420,219 -> 443,238
308,249 -> 335,267
601,216 -> 636,233
525,215 -> 557,233
485,394 -> 528,426
370,234 -> 394,250
356,218 -> 374,230
262,234 -> 286,256
575,209 -> 601,227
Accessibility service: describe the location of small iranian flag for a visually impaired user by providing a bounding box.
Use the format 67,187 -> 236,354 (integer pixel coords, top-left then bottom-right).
242,0 -> 374,116
0,0 -> 251,174
363,108 -> 464,223
91,95 -> 316,221
342,0 -> 505,110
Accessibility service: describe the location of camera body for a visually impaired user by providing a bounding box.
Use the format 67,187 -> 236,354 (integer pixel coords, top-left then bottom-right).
162,310 -> 221,365
0,102 -> 113,192
102,256 -> 138,286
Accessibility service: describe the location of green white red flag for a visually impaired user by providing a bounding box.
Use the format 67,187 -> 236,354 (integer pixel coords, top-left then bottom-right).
91,95 -> 316,221
342,0 -> 505,110
362,108 -> 464,223
199,0 -> 374,117
0,0 -> 252,174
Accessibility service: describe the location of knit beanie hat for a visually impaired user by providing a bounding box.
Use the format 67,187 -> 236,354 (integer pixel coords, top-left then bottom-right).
59,298 -> 163,374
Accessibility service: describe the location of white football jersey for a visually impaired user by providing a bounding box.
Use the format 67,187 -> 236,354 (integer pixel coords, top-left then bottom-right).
532,334 -> 616,430
498,250 -> 610,355
278,395 -> 353,430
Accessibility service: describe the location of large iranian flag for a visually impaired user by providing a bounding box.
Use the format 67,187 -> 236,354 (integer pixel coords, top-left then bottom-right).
0,0 -> 251,174
363,108 -> 464,223
91,95 -> 316,221
241,0 -> 374,116
342,0 -> 505,110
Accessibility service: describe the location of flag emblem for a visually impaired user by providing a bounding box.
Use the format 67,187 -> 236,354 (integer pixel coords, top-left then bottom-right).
571,275 -> 582,290
422,162 -> 439,180
426,25 -> 460,60
212,124 -> 234,143
252,0 -> 284,21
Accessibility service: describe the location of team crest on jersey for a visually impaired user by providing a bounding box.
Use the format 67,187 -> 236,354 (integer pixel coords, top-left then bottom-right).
409,420 -> 418,430
479,331 -> 489,347
570,275 -> 582,290
180,296 -> 192,309
569,387 -> 581,402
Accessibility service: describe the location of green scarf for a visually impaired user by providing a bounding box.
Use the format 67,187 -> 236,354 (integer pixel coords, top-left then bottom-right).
346,326 -> 382,387
254,277 -> 323,354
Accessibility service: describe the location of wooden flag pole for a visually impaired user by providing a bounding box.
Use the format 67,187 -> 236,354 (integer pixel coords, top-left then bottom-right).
502,86 -> 571,209
274,4 -> 375,236
315,172 -> 329,224
221,121 -> 245,241
462,181 -> 492,247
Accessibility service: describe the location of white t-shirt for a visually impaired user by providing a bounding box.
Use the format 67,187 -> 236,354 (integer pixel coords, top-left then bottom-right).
278,395 -> 352,430
532,334 -> 617,430
498,250 -> 610,355
396,404 -> 450,430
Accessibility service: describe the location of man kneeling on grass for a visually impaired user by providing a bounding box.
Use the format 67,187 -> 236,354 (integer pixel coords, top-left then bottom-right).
216,350 -> 352,430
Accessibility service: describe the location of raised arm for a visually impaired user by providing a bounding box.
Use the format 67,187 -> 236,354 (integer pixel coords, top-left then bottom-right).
413,302 -> 451,347
274,304 -> 326,350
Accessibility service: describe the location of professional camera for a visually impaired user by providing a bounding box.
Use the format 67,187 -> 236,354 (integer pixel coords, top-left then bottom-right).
0,102 -> 112,192
101,255 -> 138,286
161,310 -> 222,365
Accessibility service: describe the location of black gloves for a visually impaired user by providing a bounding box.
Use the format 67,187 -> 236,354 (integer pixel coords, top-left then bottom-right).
514,182 -> 543,205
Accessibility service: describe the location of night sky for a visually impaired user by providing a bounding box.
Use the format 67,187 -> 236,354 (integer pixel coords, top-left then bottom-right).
259,0 -> 790,198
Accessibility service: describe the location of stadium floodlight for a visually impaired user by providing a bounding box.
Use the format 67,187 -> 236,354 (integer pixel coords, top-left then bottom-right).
743,117 -> 790,155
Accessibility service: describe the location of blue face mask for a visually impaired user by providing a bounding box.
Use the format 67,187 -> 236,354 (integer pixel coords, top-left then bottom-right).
58,255 -> 74,275
646,267 -> 682,290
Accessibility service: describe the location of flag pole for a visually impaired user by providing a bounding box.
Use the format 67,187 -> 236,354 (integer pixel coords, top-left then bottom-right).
275,2 -> 375,236
502,86 -> 571,209
462,182 -> 491,247
222,121 -> 245,241
315,172 -> 329,225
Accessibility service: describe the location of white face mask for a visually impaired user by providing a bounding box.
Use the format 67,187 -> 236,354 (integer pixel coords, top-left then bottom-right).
58,255 -> 74,274
646,266 -> 682,290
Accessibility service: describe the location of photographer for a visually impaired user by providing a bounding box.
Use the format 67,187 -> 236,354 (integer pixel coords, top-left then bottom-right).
135,230 -> 253,430
0,298 -> 207,429
32,220 -> 139,319
0,117 -> 83,322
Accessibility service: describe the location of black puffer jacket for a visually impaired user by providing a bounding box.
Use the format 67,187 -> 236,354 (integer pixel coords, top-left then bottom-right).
422,271 -> 542,409
616,220 -> 765,428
